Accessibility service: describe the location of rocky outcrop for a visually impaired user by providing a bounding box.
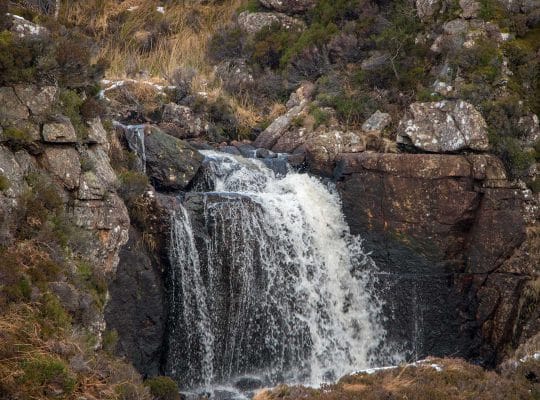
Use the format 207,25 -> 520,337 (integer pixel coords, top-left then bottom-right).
159,103 -> 208,139
144,128 -> 204,190
335,152 -> 539,363
397,101 -> 489,152
253,82 -> 315,149
237,11 -> 305,34
259,0 -> 316,13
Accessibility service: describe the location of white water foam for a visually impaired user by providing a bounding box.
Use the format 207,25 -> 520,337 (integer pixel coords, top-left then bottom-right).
167,151 -> 386,391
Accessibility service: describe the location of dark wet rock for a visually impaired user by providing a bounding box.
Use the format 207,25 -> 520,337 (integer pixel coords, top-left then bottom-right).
105,226 -> 167,377
144,129 -> 204,190
233,376 -> 265,391
335,152 -> 539,363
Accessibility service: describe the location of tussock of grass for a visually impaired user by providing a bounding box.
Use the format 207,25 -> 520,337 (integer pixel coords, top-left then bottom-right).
62,0 -> 243,79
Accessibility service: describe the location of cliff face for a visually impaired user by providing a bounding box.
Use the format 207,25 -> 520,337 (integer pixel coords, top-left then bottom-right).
336,152 -> 539,363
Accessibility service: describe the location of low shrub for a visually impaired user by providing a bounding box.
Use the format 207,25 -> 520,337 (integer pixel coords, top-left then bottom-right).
57,89 -> 88,139
118,171 -> 149,204
0,173 -> 10,191
144,376 -> 180,400
19,356 -> 76,397
250,23 -> 299,70
208,26 -> 246,63
2,126 -> 35,150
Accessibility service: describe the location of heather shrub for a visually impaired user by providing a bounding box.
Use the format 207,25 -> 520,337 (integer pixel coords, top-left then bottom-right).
144,376 -> 180,400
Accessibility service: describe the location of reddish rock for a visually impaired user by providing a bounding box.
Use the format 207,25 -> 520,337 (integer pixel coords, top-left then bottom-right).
336,152 -> 539,362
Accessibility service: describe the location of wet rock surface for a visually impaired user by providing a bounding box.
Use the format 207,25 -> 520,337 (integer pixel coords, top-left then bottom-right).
336,152 -> 539,363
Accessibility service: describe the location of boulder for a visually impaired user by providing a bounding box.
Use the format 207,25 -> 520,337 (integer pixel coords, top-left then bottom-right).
42,119 -> 78,143
305,130 -> 366,176
13,85 -> 57,116
237,11 -> 305,34
460,0 -> 481,18
144,129 -> 204,190
0,87 -> 29,124
253,82 -> 314,149
86,118 -> 108,145
362,110 -> 392,132
259,0 -> 316,13
397,100 -> 489,152
71,194 -> 129,276
78,147 -> 118,200
41,147 -> 81,190
8,14 -> 49,38
159,103 -> 207,139
416,0 -> 443,21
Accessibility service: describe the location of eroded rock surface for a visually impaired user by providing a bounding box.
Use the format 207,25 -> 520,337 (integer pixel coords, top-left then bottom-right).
397,100 -> 489,152
336,152 -> 539,362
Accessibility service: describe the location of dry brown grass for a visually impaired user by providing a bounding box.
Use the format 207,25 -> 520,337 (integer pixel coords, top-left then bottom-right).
62,0 -> 243,79
255,358 -> 540,400
0,301 -> 151,399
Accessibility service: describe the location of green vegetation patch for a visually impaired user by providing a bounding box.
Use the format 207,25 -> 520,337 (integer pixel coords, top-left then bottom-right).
144,376 -> 180,400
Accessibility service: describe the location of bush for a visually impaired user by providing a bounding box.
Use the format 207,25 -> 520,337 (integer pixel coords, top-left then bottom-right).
19,356 -> 76,396
250,23 -> 299,70
2,126 -> 35,150
144,376 -> 180,400
118,171 -> 149,204
208,26 -> 246,63
490,134 -> 536,178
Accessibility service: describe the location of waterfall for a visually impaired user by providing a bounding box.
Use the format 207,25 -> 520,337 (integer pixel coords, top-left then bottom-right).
166,151 -> 386,391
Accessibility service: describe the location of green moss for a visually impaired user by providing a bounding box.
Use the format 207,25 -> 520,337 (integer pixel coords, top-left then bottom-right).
281,22 -> 338,67
144,376 -> 180,400
0,173 -> 10,191
102,329 -> 119,354
308,0 -> 366,25
20,356 -> 76,396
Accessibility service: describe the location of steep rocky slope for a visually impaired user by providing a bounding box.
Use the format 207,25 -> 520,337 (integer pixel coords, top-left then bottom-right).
1,0 -> 539,399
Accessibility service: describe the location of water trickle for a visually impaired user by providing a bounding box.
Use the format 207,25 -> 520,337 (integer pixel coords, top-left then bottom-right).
166,151 -> 386,391
114,122 -> 146,172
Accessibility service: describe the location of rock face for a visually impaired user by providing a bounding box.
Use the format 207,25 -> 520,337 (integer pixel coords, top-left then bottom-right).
160,103 -> 207,139
237,11 -> 305,34
335,152 -> 539,363
397,101 -> 489,152
105,226 -> 166,377
42,119 -> 78,143
259,0 -> 316,13
144,128 -> 204,190
0,83 -> 130,340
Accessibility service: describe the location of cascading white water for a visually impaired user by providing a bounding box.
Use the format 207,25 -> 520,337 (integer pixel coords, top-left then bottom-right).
166,151 -> 385,392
